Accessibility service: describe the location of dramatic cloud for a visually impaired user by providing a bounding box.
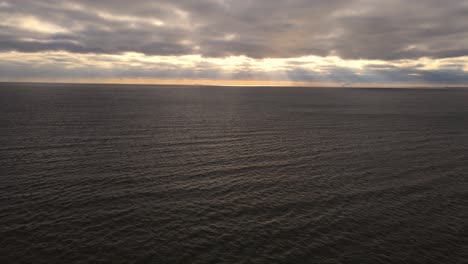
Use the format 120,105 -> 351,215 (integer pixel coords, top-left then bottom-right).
0,0 -> 467,85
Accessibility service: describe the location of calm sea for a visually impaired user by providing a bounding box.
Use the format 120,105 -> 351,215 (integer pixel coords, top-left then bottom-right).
1,83 -> 467,263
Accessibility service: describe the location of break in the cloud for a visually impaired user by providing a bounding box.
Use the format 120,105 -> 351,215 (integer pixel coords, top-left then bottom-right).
0,0 -> 467,85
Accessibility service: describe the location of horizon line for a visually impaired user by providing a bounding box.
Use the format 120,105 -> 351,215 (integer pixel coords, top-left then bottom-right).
1,80 -> 467,89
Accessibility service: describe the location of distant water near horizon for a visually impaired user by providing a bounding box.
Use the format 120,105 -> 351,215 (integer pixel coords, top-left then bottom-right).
1,83 -> 467,263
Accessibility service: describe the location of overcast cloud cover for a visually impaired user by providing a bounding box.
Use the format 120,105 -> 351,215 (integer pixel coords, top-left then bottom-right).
0,0 -> 467,85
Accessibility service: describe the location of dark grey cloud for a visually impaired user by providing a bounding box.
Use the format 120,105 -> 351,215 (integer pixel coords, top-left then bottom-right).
0,39 -> 103,53
1,0 -> 467,60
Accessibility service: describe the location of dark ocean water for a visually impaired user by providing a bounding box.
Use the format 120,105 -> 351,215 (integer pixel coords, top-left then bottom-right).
1,83 -> 467,264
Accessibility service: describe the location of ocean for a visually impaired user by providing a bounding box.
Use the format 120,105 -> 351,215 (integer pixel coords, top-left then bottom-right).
1,83 -> 467,263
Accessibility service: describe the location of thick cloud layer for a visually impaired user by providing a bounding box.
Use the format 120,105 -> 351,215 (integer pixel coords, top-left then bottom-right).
1,0 -> 468,60
0,0 -> 467,84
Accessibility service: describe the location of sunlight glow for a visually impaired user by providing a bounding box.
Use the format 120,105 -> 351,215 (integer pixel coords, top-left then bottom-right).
0,16 -> 69,34
0,51 -> 466,86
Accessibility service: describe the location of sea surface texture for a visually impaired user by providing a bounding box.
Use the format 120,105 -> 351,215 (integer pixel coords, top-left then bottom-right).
1,83 -> 467,264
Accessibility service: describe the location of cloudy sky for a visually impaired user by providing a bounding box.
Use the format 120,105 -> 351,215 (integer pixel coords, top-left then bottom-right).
1,0 -> 467,86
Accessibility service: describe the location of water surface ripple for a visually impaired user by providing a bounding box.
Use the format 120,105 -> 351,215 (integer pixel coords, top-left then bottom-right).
1,84 -> 467,263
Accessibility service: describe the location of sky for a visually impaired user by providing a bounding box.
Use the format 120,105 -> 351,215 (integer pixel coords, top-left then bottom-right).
0,0 -> 467,86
